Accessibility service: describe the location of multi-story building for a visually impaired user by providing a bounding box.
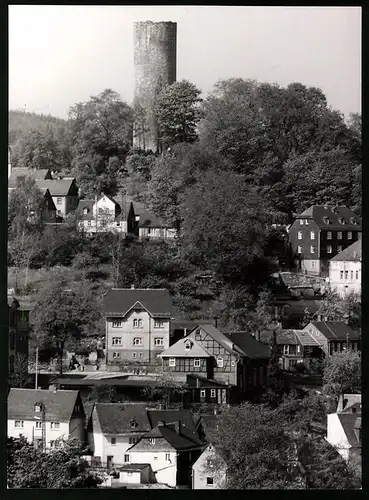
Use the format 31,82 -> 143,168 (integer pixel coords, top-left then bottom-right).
303,322 -> 360,355
36,178 -> 79,218
7,388 -> 86,449
159,325 -> 271,402
329,240 -> 361,298
77,194 -> 136,235
8,298 -> 30,376
288,205 -> 362,276
103,288 -> 173,368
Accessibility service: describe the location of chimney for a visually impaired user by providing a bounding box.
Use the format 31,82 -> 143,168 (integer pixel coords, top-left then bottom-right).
158,421 -> 165,427
196,378 -> 199,388
214,317 -> 218,328
174,421 -> 180,434
131,284 -> 135,289
337,394 -> 344,413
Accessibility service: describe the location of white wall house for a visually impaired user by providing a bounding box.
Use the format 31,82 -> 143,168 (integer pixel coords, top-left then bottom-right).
192,444 -> 226,489
127,442 -> 178,487
7,389 -> 85,450
329,240 -> 362,298
326,413 -> 361,462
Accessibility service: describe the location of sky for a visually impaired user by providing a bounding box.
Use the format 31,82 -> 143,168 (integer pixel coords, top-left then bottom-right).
9,5 -> 361,120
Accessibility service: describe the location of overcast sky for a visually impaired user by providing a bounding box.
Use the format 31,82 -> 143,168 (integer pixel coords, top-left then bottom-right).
9,5 -> 361,119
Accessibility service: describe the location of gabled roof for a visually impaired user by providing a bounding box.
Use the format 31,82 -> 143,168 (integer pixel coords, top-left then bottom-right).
337,394 -> 361,413
36,178 -> 76,196
294,330 -> 322,347
159,337 -> 212,358
103,288 -> 173,318
138,209 -> 171,229
224,332 -> 271,359
130,422 -> 203,452
94,403 -> 151,434
97,193 -> 119,206
147,409 -> 199,440
295,206 -> 361,230
337,414 -> 361,448
330,240 -> 362,262
8,389 -> 82,422
8,168 -> 52,188
119,463 -> 151,471
189,325 -> 237,355
307,322 -> 360,341
186,374 -> 231,388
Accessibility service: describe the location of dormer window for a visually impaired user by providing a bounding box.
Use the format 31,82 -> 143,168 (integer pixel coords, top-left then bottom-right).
338,217 -> 346,225
83,207 -> 89,215
130,419 -> 138,429
323,216 -> 331,225
185,341 -> 192,350
34,404 -> 41,412
350,217 -> 357,225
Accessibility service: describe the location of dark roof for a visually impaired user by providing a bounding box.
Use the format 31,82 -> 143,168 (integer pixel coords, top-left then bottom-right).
189,325 -> 237,355
95,403 -> 151,434
8,389 -> 82,422
296,206 -> 361,230
119,463 -> 151,471
199,415 -> 218,440
308,322 -> 360,341
147,409 -> 199,439
338,414 -> 361,447
330,240 -> 362,262
137,423 -> 203,451
186,374 -> 231,388
36,179 -> 75,196
260,330 -> 300,346
51,377 -> 159,387
103,288 -> 173,317
224,332 -> 271,359
8,168 -> 52,188
138,209 -> 170,229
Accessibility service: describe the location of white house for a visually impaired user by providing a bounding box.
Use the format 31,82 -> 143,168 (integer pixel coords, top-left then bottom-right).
77,194 -> 135,235
87,402 -> 151,468
7,388 -> 85,450
329,240 -> 361,298
126,420 -> 204,488
119,463 -> 152,484
192,444 -> 226,489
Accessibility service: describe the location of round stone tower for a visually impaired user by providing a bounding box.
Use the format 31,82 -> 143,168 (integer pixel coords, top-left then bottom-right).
133,21 -> 177,152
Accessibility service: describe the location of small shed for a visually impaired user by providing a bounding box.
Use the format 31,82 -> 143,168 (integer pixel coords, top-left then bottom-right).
119,463 -> 152,484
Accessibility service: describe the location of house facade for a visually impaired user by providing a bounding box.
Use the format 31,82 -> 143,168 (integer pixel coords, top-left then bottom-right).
135,207 -> 177,241
103,288 -> 173,368
7,389 -> 85,450
192,444 -> 226,489
329,240 -> 361,298
8,298 -> 30,376
160,325 -> 271,398
303,322 -> 360,355
36,178 -> 79,218
77,194 -> 136,235
288,206 -> 362,276
326,413 -> 361,462
87,403 -> 151,467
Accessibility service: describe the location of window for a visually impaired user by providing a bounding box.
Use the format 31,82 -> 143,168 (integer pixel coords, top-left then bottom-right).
195,332 -> 201,341
312,261 -> 315,269
206,477 -> 214,486
57,210 -> 62,215
337,245 -> 343,253
113,352 -> 120,359
75,405 -> 80,412
133,319 -> 142,328
127,472 -> 133,477
345,271 -> 348,280
150,439 -> 156,445
132,352 -> 137,359
310,231 -> 315,240
112,337 -> 122,345
124,454 -> 130,463
169,358 -> 175,367
116,221 -> 120,227
350,271 -> 354,280
50,422 -> 60,429
185,342 -> 191,350
50,440 -> 55,448
300,219 -> 304,225
154,337 -> 164,346
193,359 -> 200,367
111,437 -> 116,445
83,207 -> 89,214
154,320 -> 164,328
129,437 -> 139,445
283,345 -> 290,355
165,453 -> 170,461
217,357 -> 224,368
34,404 -> 41,412
296,345 -> 301,354
200,389 -> 206,399
112,321 -> 122,328
87,220 -> 91,226
297,246 -> 302,254
297,231 -> 303,240
323,217 -> 330,225
56,197 -> 62,205
210,389 -> 216,398
327,231 -> 332,240
133,337 -> 142,346
139,352 -> 143,358
305,219 -> 309,225
310,246 -> 315,254
356,271 -> 359,280
35,421 -> 42,429
348,231 -> 352,240
327,245 -> 332,254
340,271 -> 344,280
337,231 -> 342,240
130,420 -> 138,429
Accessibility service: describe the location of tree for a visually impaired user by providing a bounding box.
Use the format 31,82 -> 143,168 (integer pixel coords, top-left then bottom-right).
322,350 -> 361,398
8,353 -> 31,388
155,79 -> 203,149
314,290 -> 346,321
32,278 -> 101,374
7,437 -> 102,488
88,384 -> 117,403
124,151 -> 155,202
142,369 -> 188,408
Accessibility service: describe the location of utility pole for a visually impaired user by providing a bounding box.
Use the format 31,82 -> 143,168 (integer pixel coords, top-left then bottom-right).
95,192 -> 98,234
35,347 -> 39,389
346,332 -> 349,351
